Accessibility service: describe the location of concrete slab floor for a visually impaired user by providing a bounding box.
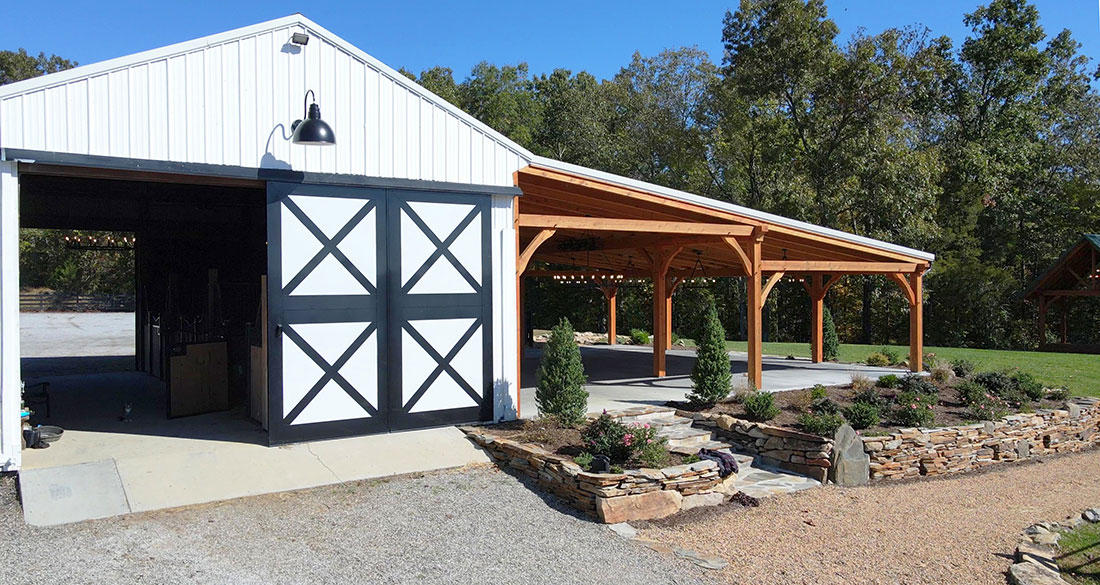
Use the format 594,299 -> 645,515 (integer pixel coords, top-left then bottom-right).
520,344 -> 906,416
18,369 -> 490,526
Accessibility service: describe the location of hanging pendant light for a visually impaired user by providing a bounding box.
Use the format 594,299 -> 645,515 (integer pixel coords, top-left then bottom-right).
291,90 -> 335,146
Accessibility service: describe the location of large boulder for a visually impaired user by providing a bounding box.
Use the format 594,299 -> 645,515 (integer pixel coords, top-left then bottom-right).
829,424 -> 870,486
595,490 -> 682,524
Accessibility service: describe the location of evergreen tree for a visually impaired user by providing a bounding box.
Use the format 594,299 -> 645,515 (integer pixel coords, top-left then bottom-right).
688,298 -> 732,406
822,305 -> 839,362
535,318 -> 589,425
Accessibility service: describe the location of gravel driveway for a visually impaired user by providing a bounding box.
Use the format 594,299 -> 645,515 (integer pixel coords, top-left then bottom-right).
0,465 -> 703,585
639,448 -> 1100,585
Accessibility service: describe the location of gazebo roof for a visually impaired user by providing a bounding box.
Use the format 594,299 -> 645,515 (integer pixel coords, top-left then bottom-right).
1022,235 -> 1100,300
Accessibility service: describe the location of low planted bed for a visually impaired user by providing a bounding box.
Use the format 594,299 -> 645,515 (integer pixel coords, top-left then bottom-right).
672,359 -> 1100,482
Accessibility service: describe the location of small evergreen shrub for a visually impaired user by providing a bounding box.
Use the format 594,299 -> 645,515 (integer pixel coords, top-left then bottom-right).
574,451 -> 594,471
973,371 -> 1027,406
843,402 -> 880,430
810,384 -> 828,401
534,318 -> 589,425
950,359 -> 975,378
1012,372 -> 1045,402
850,374 -> 875,393
876,374 -> 901,389
687,300 -> 732,406
881,347 -> 902,366
670,332 -> 682,346
899,373 -> 938,395
629,329 -> 651,345
636,435 -> 671,467
866,352 -> 891,367
683,454 -> 701,464
799,411 -> 845,436
581,413 -> 631,463
822,306 -> 839,361
743,391 -> 780,421
893,391 -> 936,427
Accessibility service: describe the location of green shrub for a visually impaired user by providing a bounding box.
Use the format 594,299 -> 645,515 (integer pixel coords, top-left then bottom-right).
881,347 -> 902,366
876,374 -> 901,389
973,371 -> 1026,407
843,402 -> 880,430
893,391 -> 936,427
930,363 -> 953,384
574,451 -> 594,471
810,384 -> 828,401
822,306 -> 839,361
670,332 -> 682,346
683,454 -> 701,464
810,397 -> 841,415
743,391 -> 780,421
1047,387 -> 1070,401
629,328 -> 650,345
955,379 -> 986,406
687,300 -> 732,406
866,352 -> 890,367
851,387 -> 887,408
798,411 -> 845,436
950,359 -> 975,378
899,374 -> 938,395
636,435 -> 670,467
581,413 -> 631,463
967,391 -> 1008,421
534,318 -> 589,425
1012,372 -> 1045,402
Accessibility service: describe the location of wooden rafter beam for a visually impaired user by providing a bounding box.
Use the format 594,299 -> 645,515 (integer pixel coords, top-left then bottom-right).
760,261 -> 923,273
517,214 -> 754,237
551,233 -> 725,253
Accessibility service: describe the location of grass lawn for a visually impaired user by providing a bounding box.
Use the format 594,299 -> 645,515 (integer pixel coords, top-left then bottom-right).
684,339 -> 1100,398
1057,521 -> 1100,584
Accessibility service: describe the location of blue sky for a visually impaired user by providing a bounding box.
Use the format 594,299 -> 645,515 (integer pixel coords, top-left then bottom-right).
3,1 -> 1097,80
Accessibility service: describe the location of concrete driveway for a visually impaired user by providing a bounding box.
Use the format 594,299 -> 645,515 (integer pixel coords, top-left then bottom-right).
520,344 -> 906,415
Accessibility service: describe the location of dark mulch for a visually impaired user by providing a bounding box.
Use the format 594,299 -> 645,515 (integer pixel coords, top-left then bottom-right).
480,419 -> 688,468
668,382 -> 1064,437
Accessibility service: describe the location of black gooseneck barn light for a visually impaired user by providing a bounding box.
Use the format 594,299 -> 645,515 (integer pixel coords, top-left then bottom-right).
291,89 -> 335,146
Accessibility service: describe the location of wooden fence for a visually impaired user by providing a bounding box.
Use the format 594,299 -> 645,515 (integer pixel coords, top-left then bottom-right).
20,292 -> 135,312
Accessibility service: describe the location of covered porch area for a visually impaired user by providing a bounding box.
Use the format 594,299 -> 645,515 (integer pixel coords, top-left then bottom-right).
513,160 -> 934,412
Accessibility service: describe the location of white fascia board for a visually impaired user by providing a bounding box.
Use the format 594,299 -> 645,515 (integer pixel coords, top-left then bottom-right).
528,155 -> 935,263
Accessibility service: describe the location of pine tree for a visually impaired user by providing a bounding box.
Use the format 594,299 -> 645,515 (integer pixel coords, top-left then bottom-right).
535,318 -> 589,425
688,298 -> 732,406
822,305 -> 839,362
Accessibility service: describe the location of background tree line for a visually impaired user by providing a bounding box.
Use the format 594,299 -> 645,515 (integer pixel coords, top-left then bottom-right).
4,0 -> 1097,347
400,0 -> 1100,349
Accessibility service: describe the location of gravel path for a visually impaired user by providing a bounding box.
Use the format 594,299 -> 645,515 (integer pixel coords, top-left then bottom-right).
639,448 -> 1100,585
0,465 -> 703,585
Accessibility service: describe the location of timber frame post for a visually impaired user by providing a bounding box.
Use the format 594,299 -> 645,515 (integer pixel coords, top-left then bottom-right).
801,274 -> 837,363
601,285 -> 618,345
887,269 -> 926,372
745,228 -> 765,388
651,246 -> 683,377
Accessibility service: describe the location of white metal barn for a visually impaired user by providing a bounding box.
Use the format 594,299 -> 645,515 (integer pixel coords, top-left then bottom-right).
0,15 -> 934,472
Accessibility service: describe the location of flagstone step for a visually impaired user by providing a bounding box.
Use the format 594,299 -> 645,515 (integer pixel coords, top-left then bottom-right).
668,440 -> 735,456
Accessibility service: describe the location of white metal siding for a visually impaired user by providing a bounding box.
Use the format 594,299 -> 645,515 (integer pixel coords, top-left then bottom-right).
0,163 -> 19,471
0,18 -> 529,187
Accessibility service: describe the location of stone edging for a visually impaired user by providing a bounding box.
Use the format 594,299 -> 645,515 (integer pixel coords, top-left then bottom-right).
459,427 -> 737,524
860,398 -> 1100,481
1009,507 -> 1100,584
676,410 -> 834,482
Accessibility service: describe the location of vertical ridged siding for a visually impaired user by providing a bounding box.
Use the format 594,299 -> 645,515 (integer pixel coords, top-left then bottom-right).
0,21 -> 528,187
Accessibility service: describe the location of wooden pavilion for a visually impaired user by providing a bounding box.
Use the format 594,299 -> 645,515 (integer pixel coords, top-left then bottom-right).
513,159 -> 936,390
1022,234 -> 1100,354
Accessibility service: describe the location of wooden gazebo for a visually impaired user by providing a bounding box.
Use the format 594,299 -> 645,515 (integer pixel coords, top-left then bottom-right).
1022,234 -> 1100,354
513,159 -> 935,391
